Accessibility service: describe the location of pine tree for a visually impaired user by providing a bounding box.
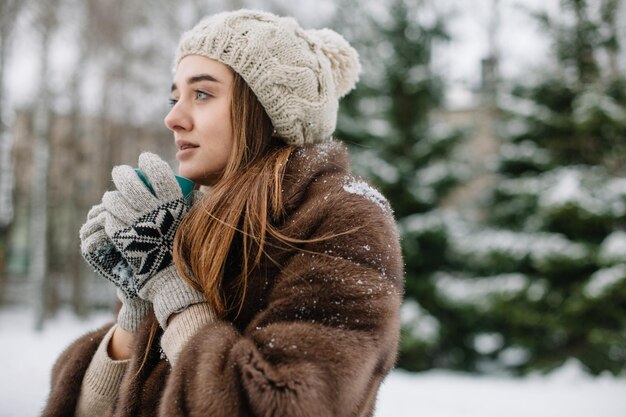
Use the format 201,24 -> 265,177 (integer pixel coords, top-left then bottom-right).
439,0 -> 626,375
334,0 -> 471,371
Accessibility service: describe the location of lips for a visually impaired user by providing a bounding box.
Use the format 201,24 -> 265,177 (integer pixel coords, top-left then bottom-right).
175,140 -> 199,151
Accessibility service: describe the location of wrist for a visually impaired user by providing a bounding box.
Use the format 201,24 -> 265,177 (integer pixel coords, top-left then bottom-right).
107,325 -> 134,360
160,303 -> 216,364
138,265 -> 206,329
117,291 -> 151,333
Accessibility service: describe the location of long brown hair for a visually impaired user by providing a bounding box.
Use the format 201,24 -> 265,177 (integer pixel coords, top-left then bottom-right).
173,71 -> 295,317
137,72 -> 297,374
175,72 -> 359,317
137,71 -> 361,375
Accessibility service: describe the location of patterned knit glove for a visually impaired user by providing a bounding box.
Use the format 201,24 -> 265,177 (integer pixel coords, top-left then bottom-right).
79,203 -> 151,332
102,152 -> 205,328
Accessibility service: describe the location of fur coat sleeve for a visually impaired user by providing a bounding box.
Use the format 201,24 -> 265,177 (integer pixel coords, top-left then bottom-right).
41,323 -> 113,416
158,143 -> 405,417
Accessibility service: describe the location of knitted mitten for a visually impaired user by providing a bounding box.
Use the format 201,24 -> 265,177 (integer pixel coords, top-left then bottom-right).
80,203 -> 151,332
102,152 -> 206,328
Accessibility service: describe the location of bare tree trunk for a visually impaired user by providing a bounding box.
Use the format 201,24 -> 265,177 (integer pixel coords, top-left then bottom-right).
31,105 -> 51,330
67,7 -> 90,318
481,0 -> 501,106
602,0 -> 622,77
0,0 -> 25,304
0,31 -> 11,304
31,0 -> 59,330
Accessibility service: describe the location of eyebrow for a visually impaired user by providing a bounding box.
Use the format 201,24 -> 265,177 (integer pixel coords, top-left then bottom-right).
171,74 -> 221,92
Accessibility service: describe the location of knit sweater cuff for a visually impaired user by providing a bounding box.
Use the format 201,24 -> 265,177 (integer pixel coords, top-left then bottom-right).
138,265 -> 206,329
160,302 -> 216,365
82,325 -> 129,397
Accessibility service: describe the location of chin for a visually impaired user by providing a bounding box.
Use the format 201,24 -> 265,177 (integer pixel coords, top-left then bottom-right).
178,167 -> 217,186
177,165 -> 199,181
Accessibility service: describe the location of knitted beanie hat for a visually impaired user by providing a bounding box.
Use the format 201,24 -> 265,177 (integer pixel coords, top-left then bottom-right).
175,9 -> 361,146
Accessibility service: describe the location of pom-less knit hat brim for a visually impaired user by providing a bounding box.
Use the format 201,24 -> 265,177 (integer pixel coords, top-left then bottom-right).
174,9 -> 361,146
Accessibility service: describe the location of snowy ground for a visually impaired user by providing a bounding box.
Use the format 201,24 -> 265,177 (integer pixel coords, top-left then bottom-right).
0,307 -> 625,417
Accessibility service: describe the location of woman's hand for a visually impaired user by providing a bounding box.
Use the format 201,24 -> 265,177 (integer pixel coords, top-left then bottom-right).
101,152 -> 206,328
80,203 -> 151,333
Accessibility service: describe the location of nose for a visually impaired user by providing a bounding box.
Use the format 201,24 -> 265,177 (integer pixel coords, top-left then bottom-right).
164,101 -> 192,132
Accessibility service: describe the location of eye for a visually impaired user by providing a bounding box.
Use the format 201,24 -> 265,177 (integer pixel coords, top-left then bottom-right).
168,98 -> 178,108
195,90 -> 212,100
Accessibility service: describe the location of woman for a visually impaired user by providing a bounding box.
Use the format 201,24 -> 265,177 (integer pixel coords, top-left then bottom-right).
43,9 -> 403,417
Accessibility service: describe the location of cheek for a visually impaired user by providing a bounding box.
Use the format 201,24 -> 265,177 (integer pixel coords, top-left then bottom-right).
220,104 -> 232,132
217,108 -> 234,153
203,122 -> 232,167
196,101 -> 232,163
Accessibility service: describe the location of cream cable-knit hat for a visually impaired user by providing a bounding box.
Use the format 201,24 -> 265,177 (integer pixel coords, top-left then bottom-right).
175,9 -> 361,146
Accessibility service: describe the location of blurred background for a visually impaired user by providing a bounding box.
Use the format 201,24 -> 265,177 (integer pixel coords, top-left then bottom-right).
0,0 -> 625,396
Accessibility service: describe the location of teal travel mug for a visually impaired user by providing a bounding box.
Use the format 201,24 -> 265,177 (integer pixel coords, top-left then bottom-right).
134,168 -> 195,205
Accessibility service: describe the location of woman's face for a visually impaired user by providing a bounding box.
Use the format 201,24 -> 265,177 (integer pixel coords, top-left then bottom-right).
165,55 -> 234,186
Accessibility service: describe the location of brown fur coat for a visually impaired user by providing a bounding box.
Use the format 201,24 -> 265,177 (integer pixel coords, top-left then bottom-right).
42,141 -> 404,417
